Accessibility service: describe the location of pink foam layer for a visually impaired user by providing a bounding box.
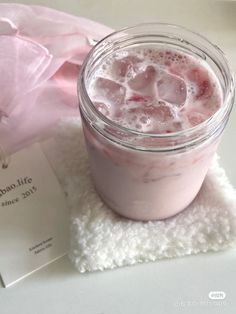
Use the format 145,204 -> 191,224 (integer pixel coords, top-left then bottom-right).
88,47 -> 222,134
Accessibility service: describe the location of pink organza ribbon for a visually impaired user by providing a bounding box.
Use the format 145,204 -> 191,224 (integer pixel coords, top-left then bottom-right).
0,4 -> 112,154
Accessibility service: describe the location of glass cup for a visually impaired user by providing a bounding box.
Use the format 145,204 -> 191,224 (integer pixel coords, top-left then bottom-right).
78,23 -> 234,221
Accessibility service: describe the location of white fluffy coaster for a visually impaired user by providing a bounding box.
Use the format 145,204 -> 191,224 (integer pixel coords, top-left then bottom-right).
53,119 -> 236,272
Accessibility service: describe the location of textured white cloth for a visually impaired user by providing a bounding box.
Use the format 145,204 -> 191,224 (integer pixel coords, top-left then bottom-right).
52,119 -> 236,272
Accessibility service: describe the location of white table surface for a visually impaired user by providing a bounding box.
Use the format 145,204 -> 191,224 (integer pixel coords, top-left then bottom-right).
1,1 -> 236,313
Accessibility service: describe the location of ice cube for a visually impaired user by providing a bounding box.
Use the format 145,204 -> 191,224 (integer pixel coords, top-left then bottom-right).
112,55 -> 142,77
187,111 -> 206,126
187,67 -> 213,100
128,66 -> 156,93
169,63 -> 187,77
94,77 -> 126,106
94,102 -> 110,116
124,101 -> 175,132
148,102 -> 175,123
157,71 -> 187,107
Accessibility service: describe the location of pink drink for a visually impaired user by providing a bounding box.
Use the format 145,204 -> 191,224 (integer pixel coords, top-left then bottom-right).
89,48 -> 221,134
79,24 -> 234,220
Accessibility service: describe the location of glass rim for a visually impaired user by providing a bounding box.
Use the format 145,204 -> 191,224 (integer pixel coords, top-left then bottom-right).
78,22 -> 235,144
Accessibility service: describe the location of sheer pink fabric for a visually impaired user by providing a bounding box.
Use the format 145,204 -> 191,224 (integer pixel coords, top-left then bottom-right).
0,4 -> 112,154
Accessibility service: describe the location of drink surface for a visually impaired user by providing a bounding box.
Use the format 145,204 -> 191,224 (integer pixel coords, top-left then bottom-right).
87,47 -> 222,134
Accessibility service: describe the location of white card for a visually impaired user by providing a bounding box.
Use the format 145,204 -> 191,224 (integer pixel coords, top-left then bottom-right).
0,142 -> 68,287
